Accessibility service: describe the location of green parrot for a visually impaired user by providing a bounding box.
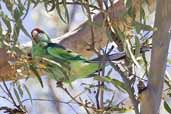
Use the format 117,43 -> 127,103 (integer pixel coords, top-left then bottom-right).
31,28 -> 125,83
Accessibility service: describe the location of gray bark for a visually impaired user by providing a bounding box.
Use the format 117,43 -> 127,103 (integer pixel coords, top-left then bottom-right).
140,0 -> 171,114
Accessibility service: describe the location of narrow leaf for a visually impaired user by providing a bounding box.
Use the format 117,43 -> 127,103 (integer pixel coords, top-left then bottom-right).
17,83 -> 23,97
29,64 -> 44,88
94,76 -> 127,92
21,24 -> 31,38
63,0 -> 69,23
126,39 -> 141,68
164,101 -> 171,113
23,84 -> 32,104
56,1 -> 66,23
140,6 -> 145,23
134,36 -> 141,58
13,88 -> 24,108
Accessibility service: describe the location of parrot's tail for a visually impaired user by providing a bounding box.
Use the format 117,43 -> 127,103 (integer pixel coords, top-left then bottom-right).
89,52 -> 126,63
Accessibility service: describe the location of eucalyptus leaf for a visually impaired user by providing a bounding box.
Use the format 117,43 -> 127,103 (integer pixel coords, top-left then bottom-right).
23,84 -> 32,104
63,0 -> 69,23
140,6 -> 146,23
94,76 -> 127,92
29,64 -> 44,88
13,24 -> 20,43
126,39 -> 141,68
13,88 -> 24,108
17,83 -> 24,97
56,1 -> 67,23
22,0 -> 31,19
21,24 -> 31,38
164,101 -> 171,113
133,21 -> 154,33
0,11 -> 12,32
125,0 -> 132,8
44,0 -> 55,12
18,0 -> 25,11
114,27 -> 125,42
134,36 -> 141,58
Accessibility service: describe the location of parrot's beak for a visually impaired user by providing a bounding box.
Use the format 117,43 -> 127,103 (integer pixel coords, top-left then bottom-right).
31,30 -> 39,42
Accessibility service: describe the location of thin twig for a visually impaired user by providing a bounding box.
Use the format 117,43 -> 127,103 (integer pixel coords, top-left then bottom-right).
2,80 -> 18,107
103,53 -> 140,114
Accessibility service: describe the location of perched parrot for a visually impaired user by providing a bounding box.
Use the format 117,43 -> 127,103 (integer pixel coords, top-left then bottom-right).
31,28 -> 125,83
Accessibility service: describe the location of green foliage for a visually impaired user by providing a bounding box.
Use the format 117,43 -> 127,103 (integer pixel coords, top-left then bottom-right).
164,101 -> 171,114
132,21 -> 155,33
23,84 -> 33,104
29,64 -> 44,87
94,76 -> 127,92
13,87 -> 24,108
0,0 -> 31,56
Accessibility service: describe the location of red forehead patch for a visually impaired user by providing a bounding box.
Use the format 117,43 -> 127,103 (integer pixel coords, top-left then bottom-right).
31,28 -> 44,37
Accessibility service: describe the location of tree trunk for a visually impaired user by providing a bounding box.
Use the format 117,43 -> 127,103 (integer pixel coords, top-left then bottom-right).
140,0 -> 171,114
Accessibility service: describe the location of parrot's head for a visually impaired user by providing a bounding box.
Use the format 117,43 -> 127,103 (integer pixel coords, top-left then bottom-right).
31,28 -> 51,44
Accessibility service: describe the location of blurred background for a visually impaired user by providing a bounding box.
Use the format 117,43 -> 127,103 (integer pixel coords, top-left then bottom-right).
0,0 -> 171,114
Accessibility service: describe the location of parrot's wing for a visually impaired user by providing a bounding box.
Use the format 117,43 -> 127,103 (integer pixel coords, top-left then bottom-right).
45,43 -> 100,83
47,43 -> 66,49
46,43 -> 87,61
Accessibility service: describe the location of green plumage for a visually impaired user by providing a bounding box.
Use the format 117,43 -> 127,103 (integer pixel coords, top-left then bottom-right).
31,32 -> 99,82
